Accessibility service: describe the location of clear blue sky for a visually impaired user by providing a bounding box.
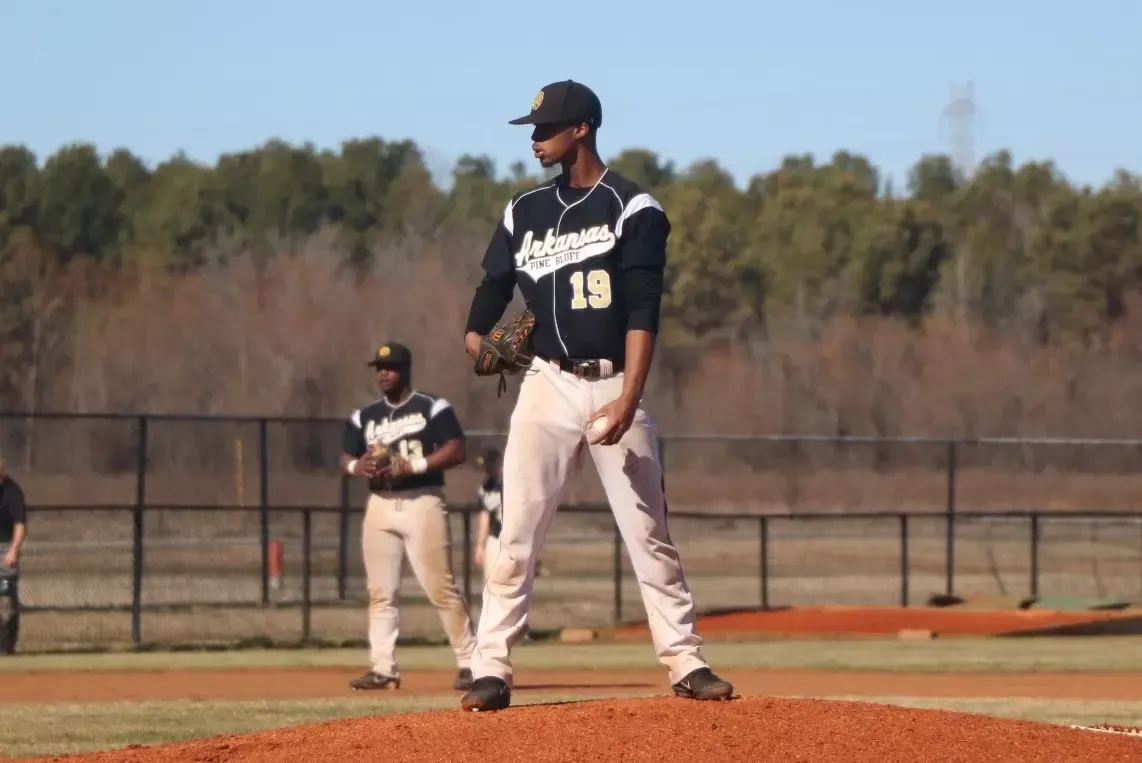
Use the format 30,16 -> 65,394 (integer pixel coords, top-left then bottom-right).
3,0 -> 1139,191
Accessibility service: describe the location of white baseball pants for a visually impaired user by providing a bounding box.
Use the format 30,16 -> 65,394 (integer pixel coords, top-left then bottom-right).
482,536 -> 499,592
470,357 -> 709,686
362,487 -> 476,677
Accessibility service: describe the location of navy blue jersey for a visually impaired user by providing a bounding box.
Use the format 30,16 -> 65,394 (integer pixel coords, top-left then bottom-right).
465,169 -> 669,365
0,478 -> 26,545
342,391 -> 464,491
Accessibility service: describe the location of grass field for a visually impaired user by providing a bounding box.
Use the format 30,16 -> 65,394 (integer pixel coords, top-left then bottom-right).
7,637 -> 1142,674
4,638 -> 1142,759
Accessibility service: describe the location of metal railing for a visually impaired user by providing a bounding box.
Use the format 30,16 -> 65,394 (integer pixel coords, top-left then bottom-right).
3,412 -> 1142,649
16,504 -> 1142,649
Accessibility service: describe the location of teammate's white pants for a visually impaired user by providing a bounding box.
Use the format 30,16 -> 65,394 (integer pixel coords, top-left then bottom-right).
471,358 -> 708,686
362,487 -> 476,677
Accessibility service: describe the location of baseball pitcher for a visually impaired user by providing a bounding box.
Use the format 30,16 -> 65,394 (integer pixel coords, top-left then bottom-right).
459,80 -> 734,711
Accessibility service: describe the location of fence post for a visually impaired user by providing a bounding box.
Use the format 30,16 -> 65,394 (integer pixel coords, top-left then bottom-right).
900,514 -> 910,607
758,516 -> 770,609
131,415 -> 148,647
258,419 -> 269,606
462,507 -> 473,608
337,475 -> 350,601
1029,513 -> 1040,599
945,441 -> 957,596
301,509 -> 312,643
612,519 -> 623,626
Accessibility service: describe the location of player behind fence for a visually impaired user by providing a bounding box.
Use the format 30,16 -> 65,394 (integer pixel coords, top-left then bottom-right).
473,447 -> 504,584
0,453 -> 26,655
473,447 -> 542,644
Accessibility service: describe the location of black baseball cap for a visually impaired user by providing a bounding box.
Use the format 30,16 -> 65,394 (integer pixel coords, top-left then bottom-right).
367,342 -> 412,368
475,447 -> 502,467
508,80 -> 602,129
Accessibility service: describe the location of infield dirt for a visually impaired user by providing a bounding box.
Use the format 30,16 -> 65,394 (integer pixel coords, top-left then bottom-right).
13,695 -> 1142,763
4,666 -> 1142,704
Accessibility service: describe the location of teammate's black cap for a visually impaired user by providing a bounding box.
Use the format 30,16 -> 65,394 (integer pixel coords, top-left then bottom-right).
476,447 -> 502,467
508,80 -> 602,129
367,342 -> 411,369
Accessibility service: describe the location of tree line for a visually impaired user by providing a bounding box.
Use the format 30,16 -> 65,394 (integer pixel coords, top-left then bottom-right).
1,137 -> 1140,446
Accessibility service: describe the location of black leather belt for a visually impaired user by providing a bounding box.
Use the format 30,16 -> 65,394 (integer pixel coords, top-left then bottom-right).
541,355 -> 623,378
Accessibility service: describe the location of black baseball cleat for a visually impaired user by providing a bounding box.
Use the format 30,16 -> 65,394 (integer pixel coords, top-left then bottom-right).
453,667 -> 474,691
461,676 -> 511,711
349,671 -> 400,691
671,667 -> 734,701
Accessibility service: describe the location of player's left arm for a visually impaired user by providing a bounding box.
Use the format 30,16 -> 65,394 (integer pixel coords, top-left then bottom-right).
2,485 -> 26,568
590,198 -> 669,446
419,398 -> 468,473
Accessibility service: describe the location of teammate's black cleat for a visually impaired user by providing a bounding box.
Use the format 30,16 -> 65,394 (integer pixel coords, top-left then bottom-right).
453,667 -> 474,691
461,676 -> 511,711
671,667 -> 734,701
349,671 -> 400,691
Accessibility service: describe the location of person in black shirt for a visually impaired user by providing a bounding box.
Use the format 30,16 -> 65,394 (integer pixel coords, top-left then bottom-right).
0,454 -> 27,655
460,80 -> 733,711
473,447 -> 540,644
340,342 -> 476,692
473,448 -> 504,580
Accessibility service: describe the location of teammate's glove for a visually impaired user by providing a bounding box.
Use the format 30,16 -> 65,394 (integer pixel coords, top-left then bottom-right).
389,454 -> 414,478
359,443 -> 391,478
474,309 -> 537,395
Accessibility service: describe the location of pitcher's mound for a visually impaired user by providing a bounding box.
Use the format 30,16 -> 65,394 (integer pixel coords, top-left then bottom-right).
23,696 -> 1142,763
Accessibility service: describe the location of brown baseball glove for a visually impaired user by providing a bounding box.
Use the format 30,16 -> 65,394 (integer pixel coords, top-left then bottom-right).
474,309 -> 537,395
389,454 -> 415,478
362,443 -> 391,477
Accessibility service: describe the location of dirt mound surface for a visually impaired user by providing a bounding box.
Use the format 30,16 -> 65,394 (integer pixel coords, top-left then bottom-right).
18,696 -> 1142,763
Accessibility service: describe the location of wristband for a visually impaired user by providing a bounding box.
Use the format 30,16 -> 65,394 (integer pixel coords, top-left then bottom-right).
346,459 -> 359,475
410,457 -> 428,474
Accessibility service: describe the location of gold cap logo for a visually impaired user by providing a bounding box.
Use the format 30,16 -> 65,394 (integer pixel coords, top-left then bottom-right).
531,90 -> 544,111
377,346 -> 391,358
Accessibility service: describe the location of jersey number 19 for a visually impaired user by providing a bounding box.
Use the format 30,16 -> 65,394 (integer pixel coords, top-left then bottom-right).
569,269 -> 612,309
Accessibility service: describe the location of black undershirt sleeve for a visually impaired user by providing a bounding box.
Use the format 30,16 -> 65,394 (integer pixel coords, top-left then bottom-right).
618,205 -> 670,334
4,484 -> 26,525
465,221 -> 517,335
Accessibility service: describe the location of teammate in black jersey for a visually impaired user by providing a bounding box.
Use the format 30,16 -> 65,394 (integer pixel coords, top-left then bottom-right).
473,447 -> 504,579
341,342 -> 476,692
460,80 -> 733,711
473,447 -> 540,644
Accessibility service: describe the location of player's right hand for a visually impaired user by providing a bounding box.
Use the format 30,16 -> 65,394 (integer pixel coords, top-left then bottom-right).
354,454 -> 380,477
464,331 -> 482,362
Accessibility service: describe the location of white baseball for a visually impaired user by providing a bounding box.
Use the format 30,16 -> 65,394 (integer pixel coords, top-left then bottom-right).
586,416 -> 609,444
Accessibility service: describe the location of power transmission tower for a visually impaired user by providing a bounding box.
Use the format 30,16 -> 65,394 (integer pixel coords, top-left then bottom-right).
938,82 -> 981,322
940,82 -> 978,181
